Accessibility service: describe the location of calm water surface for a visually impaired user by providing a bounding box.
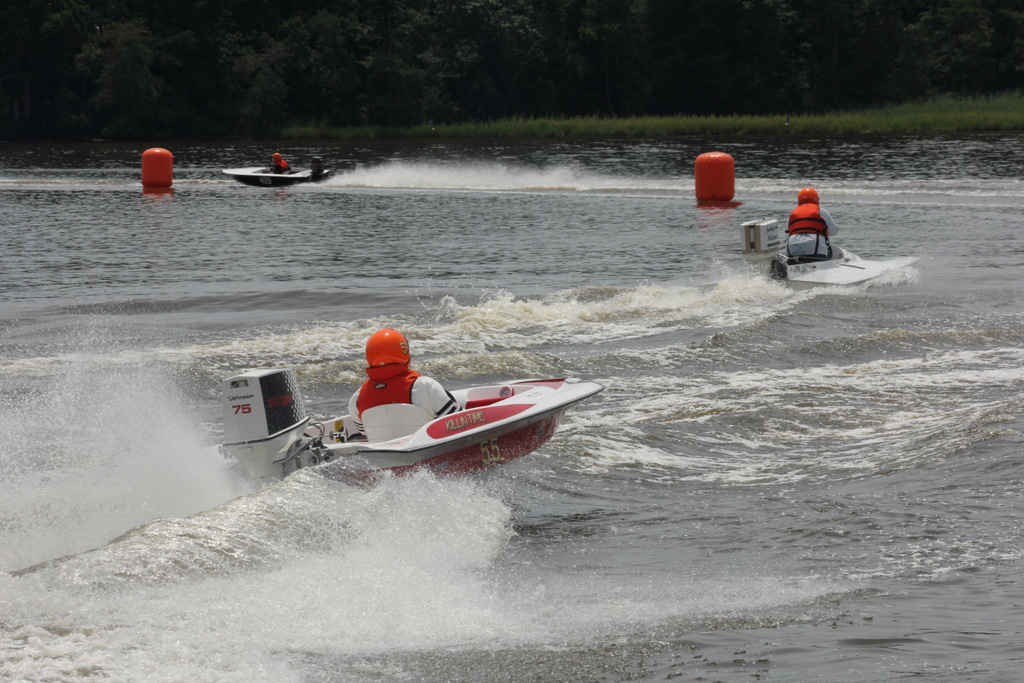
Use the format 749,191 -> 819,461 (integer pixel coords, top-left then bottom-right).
1,134 -> 1023,681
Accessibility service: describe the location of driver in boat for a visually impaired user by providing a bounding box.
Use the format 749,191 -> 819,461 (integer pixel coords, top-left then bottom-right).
271,152 -> 291,174
347,328 -> 461,441
786,187 -> 839,260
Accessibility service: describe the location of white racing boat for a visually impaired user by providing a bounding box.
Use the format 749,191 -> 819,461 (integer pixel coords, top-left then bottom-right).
741,218 -> 918,286
223,156 -> 331,186
219,368 -> 603,484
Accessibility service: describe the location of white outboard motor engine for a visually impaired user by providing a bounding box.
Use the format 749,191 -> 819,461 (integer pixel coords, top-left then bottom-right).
221,368 -> 309,481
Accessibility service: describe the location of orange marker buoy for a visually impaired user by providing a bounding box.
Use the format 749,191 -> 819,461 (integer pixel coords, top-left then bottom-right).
141,147 -> 174,188
694,152 -> 735,202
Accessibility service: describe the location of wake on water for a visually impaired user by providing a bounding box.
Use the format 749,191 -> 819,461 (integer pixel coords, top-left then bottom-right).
2,455 -> 855,681
0,266 -> 928,573
0,363 -> 241,574
0,273 -> 855,676
10,262 -> 981,682
305,159 -> 1024,206
0,269 -> 905,565
318,160 -> 686,195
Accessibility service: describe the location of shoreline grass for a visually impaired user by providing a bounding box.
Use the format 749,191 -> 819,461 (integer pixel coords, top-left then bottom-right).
281,92 -> 1024,140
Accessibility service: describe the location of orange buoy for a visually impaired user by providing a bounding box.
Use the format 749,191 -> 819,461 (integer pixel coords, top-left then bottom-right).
141,147 -> 174,188
694,152 -> 735,201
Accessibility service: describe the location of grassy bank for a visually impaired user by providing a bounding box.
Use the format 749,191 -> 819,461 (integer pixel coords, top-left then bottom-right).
281,92 -> 1024,139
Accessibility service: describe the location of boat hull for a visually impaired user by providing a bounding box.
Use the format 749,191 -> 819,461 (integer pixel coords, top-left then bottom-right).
770,248 -> 918,287
321,404 -> 566,484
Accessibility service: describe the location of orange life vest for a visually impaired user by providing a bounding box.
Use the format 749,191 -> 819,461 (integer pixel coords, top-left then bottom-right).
788,203 -> 827,235
356,364 -> 421,417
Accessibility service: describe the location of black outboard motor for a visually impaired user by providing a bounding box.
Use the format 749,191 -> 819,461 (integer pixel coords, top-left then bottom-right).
310,156 -> 324,180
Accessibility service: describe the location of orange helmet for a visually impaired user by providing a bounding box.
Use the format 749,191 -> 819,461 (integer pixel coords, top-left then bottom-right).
365,328 -> 410,367
273,152 -> 283,162
797,187 -> 819,205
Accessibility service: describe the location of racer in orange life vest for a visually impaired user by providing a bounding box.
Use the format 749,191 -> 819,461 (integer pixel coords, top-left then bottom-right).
346,328 -> 460,441
271,152 -> 290,174
786,187 -> 839,260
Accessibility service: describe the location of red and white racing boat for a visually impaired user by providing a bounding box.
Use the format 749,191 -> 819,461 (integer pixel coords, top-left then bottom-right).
219,368 -> 603,484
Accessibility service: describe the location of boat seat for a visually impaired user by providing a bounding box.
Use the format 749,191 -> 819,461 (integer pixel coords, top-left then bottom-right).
787,253 -> 831,264
786,245 -> 848,264
360,403 -> 435,442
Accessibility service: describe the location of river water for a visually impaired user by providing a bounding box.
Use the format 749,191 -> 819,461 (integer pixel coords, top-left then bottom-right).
1,133 -> 1022,681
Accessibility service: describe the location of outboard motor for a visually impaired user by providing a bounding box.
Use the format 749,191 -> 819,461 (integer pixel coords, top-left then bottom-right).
310,156 -> 324,180
741,218 -> 787,279
221,368 -> 309,481
741,219 -> 783,261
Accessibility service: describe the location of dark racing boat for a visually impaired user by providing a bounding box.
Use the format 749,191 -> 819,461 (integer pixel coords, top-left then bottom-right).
223,156 -> 331,186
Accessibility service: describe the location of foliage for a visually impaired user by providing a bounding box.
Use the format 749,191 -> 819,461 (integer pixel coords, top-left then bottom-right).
1,0 -> 1022,139
281,93 -> 1024,138
78,20 -> 173,138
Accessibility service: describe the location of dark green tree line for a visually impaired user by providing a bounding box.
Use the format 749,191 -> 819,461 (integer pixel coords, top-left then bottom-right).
2,0 -> 1022,140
